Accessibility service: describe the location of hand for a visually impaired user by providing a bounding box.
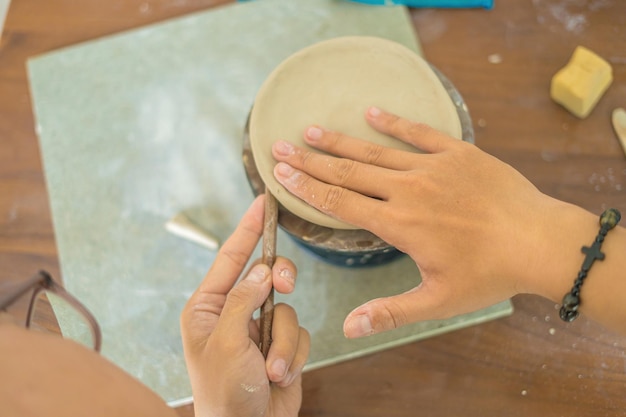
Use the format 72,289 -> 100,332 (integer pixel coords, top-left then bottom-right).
180,195 -> 310,417
271,107 -> 587,337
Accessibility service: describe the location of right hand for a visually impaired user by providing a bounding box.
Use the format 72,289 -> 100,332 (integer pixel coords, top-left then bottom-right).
180,196 -> 310,417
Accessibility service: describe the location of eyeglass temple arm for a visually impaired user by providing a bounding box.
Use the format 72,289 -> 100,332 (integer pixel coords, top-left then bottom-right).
1,271 -> 103,352
39,275 -> 103,352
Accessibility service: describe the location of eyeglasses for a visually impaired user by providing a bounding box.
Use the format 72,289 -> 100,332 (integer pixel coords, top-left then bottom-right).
0,270 -> 102,351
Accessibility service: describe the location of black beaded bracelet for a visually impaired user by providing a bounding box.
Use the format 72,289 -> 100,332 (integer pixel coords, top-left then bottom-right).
560,208 -> 621,322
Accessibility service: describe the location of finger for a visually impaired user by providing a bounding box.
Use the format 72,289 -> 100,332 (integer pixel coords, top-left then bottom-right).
273,162 -> 387,231
267,307 -> 310,388
214,264 -> 272,341
199,195 -> 265,294
272,257 -> 297,294
301,125 -> 418,171
266,303 -> 299,383
272,140 -> 393,200
241,256 -> 297,294
343,284 -> 449,338
279,327 -> 310,388
365,107 -> 457,154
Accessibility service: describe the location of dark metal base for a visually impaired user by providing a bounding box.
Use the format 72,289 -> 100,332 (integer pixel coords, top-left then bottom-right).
284,230 -> 406,268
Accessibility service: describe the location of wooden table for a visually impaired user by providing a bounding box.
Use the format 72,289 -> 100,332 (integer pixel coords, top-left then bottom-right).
2,1 -> 626,416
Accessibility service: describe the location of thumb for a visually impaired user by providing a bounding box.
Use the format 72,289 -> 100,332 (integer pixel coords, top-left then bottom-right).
343,284 -> 445,338
215,264 -> 272,339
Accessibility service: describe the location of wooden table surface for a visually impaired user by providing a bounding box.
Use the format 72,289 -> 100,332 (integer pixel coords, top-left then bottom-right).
2,1 -> 626,416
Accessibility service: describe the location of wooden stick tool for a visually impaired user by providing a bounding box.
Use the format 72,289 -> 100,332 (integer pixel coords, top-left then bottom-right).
259,189 -> 278,358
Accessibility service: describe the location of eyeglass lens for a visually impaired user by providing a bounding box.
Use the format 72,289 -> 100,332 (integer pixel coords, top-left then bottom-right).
29,289 -> 97,350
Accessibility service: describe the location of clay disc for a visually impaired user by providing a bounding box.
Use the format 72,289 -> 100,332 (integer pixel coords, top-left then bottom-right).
249,36 -> 462,230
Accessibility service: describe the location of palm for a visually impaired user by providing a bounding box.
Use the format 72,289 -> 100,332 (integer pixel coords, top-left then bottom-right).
189,300 -> 303,417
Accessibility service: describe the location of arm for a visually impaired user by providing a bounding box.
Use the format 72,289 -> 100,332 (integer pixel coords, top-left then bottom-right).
271,107 -> 626,337
180,195 -> 310,417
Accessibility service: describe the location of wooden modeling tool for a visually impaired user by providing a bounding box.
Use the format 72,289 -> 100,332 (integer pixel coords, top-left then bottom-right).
259,189 -> 278,358
612,107 -> 626,158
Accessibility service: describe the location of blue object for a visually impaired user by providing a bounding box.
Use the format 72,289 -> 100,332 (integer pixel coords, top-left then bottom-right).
345,0 -> 493,8
239,0 -> 494,9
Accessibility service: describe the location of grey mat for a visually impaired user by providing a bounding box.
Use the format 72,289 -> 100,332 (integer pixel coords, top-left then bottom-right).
28,0 -> 512,405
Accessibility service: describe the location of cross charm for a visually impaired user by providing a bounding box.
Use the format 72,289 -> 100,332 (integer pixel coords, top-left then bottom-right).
581,240 -> 605,271
560,208 -> 621,323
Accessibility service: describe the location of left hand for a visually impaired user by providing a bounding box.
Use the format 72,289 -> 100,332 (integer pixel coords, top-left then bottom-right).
270,107 -> 570,338
180,195 -> 310,417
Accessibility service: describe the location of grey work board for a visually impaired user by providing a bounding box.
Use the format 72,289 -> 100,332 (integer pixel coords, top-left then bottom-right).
28,0 -> 512,405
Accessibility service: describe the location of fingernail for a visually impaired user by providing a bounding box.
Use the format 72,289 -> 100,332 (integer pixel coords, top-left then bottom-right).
368,106 -> 381,117
346,315 -> 373,338
274,140 -> 294,156
279,268 -> 295,288
306,126 -> 323,141
247,264 -> 268,283
271,359 -> 287,379
275,162 -> 294,178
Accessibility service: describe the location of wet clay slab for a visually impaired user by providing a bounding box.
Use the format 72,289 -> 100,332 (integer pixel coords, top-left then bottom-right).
28,0 -> 512,406
250,36 -> 462,229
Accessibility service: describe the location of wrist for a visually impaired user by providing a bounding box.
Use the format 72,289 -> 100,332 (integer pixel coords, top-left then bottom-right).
515,199 -> 598,303
559,209 -> 622,321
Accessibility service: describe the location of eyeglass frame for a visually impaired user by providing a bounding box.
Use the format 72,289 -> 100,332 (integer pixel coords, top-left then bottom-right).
0,270 -> 102,351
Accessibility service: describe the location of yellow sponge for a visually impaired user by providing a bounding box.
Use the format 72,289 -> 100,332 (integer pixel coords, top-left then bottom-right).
550,46 -> 613,118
